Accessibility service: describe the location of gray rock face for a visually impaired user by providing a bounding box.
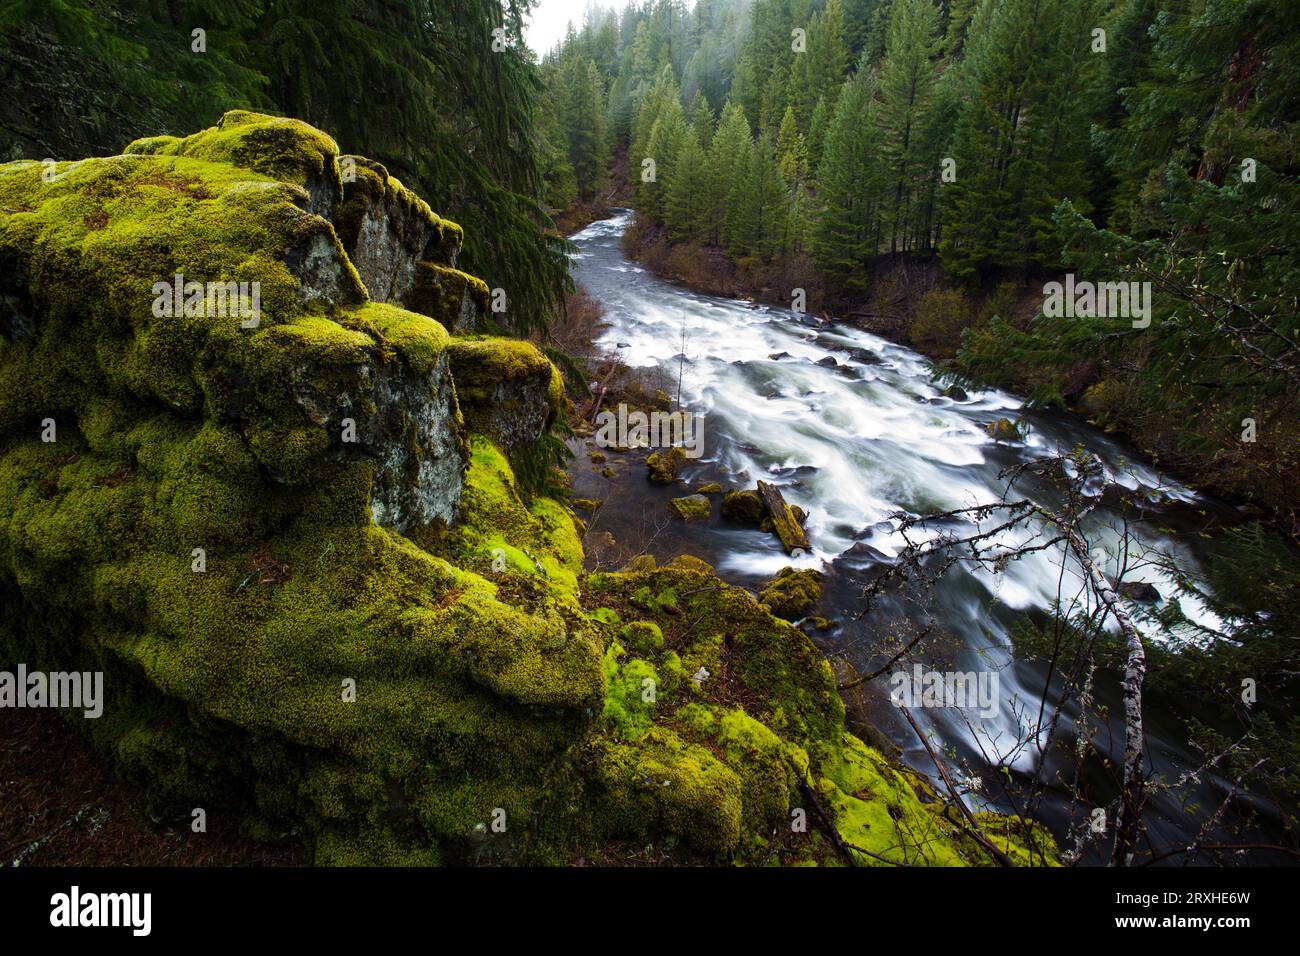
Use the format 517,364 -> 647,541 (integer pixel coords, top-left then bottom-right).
363,350 -> 465,532
334,156 -> 442,304
474,366 -> 555,452
284,348 -> 466,532
285,225 -> 367,308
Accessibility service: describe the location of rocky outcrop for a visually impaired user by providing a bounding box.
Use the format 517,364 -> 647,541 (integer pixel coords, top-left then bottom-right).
446,337 -> 564,454
0,112 -> 593,865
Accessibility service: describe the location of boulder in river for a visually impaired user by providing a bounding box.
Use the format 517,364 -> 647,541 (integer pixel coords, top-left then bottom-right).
1118,581 -> 1162,603
987,417 -> 1023,442
667,494 -> 712,521
721,489 -> 766,523
645,446 -> 686,483
759,567 -> 824,620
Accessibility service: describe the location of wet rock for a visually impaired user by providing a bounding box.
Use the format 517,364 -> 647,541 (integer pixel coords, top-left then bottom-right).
721,489 -> 765,524
572,498 -> 601,513
758,568 -> 825,620
847,348 -> 882,365
815,356 -> 840,368
696,481 -> 724,494
987,417 -> 1022,442
941,384 -> 968,401
768,351 -> 792,360
668,494 -> 712,521
646,446 -> 686,483
1118,581 -> 1162,603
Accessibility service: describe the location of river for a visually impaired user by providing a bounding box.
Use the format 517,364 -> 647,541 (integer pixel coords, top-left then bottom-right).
566,209 -> 1285,864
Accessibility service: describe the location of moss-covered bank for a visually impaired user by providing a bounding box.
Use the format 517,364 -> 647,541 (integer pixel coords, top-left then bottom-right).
0,113 -> 1055,866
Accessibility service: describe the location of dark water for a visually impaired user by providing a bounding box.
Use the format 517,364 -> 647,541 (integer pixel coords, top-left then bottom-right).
567,210 -> 1286,864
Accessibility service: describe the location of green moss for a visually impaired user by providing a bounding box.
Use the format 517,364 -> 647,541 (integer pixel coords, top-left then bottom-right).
601,639 -> 659,740
592,728 -> 743,855
124,110 -> 343,199
758,567 -> 824,620
436,437 -> 583,598
666,553 -> 714,574
645,446 -> 685,483
667,494 -> 711,521
346,301 -> 450,374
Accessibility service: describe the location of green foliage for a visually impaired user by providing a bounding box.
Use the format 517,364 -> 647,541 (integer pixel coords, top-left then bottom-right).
811,69 -> 883,290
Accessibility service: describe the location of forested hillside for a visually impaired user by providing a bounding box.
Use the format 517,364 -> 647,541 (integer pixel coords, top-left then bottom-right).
540,0 -> 1299,528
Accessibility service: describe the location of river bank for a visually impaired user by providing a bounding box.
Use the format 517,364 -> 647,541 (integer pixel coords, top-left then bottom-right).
563,208 -> 1297,865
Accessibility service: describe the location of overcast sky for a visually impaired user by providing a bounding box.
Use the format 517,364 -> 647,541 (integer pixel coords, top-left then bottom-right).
524,0 -> 636,58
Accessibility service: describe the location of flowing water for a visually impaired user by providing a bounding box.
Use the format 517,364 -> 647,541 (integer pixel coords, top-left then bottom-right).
567,210 -> 1282,863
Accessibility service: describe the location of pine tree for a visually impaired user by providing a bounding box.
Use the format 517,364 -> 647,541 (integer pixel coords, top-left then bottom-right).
729,133 -> 790,259
689,91 -> 715,151
812,70 -> 884,290
805,95 -> 831,177
643,90 -> 688,224
811,0 -> 851,109
708,102 -> 754,246
938,0 -> 1099,277
877,0 -> 941,252
666,127 -> 710,241
776,105 -> 803,185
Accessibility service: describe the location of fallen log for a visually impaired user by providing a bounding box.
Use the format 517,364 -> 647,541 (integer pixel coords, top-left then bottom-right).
756,480 -> 811,554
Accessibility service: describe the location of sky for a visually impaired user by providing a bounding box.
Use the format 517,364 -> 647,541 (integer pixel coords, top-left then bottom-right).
524,0 -> 635,58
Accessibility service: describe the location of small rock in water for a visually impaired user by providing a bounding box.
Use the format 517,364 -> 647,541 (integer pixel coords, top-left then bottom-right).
1118,581 -> 1162,603
987,417 -> 1022,442
667,494 -> 711,521
815,356 -> 839,368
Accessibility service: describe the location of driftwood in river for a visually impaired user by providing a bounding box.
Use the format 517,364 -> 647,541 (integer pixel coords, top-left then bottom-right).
756,480 -> 810,554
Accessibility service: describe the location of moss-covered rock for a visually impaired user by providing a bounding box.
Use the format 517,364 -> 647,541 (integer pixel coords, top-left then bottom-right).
446,336 -> 564,455
721,488 -> 765,523
759,567 -> 824,620
987,417 -> 1022,442
332,154 -> 464,307
667,494 -> 711,521
645,445 -> 686,483
0,114 -> 594,864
